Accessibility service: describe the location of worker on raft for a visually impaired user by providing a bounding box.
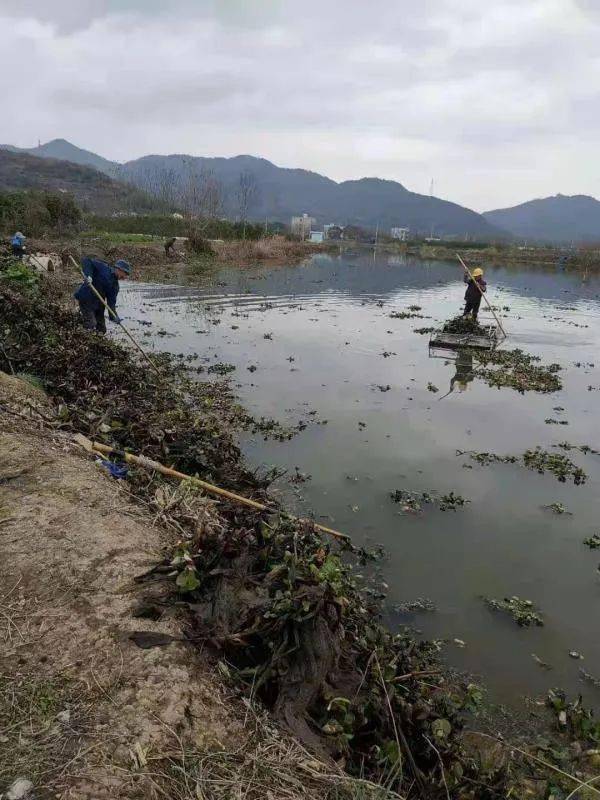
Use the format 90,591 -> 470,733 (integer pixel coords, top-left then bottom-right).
164,237 -> 176,258
11,231 -> 26,260
463,267 -> 486,321
74,256 -> 132,334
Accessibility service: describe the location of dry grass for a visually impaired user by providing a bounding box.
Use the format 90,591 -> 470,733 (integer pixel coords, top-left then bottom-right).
213,236 -> 320,265
121,699 -> 404,800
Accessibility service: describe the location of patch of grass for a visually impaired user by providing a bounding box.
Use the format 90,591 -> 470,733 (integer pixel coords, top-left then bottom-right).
81,230 -> 158,244
0,672 -> 79,788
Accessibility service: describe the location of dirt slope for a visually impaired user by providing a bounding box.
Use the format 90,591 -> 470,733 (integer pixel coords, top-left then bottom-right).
0,379 -> 243,799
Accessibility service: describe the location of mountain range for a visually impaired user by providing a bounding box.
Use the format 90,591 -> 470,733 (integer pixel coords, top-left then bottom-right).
0,139 -> 502,239
483,194 -> 600,245
2,139 -> 599,244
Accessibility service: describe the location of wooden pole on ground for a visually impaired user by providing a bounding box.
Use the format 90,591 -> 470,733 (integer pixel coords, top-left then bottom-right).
456,253 -> 507,339
73,434 -> 349,541
69,255 -> 162,376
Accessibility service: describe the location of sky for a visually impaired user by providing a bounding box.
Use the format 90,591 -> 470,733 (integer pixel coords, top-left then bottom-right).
1,0 -> 599,212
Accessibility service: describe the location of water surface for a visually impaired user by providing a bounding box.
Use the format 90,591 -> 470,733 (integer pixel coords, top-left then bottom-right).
119,253 -> 600,707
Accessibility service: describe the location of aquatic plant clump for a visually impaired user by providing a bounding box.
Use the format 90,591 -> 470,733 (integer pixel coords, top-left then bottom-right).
522,447 -> 587,485
470,348 -> 562,394
390,488 -> 469,512
583,534 -> 600,549
442,316 -> 487,335
484,596 -> 544,627
458,448 -> 587,485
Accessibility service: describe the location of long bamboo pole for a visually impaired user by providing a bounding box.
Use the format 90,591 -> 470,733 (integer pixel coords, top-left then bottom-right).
69,255 -> 162,376
73,434 -> 349,541
456,254 -> 506,339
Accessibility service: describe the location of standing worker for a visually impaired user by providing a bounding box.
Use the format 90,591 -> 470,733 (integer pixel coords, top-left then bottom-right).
164,237 -> 176,258
463,267 -> 486,321
74,256 -> 132,334
11,231 -> 26,259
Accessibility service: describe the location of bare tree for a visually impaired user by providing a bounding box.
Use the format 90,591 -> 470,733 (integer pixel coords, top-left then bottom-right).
182,164 -> 225,222
236,171 -> 259,238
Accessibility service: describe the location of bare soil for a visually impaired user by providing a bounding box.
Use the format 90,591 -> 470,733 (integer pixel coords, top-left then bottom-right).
0,378 -> 245,799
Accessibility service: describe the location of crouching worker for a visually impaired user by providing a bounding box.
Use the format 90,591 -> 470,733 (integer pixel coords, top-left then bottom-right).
463,267 -> 486,320
74,256 -> 131,334
164,236 -> 176,258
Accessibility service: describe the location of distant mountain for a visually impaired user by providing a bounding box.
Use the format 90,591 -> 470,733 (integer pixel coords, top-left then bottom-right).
484,194 -> 600,244
1,139 -> 504,238
120,153 -> 502,238
0,149 -> 158,215
0,138 -> 118,176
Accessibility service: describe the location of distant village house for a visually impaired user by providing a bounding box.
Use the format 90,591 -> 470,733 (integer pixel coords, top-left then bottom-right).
291,213 -> 315,239
390,227 -> 410,241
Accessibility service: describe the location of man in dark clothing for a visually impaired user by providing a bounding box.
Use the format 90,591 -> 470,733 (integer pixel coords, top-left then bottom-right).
74,256 -> 131,333
164,237 -> 176,258
463,268 -> 486,320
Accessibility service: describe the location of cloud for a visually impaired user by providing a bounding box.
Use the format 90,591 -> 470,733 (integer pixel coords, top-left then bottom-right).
1,0 -> 599,210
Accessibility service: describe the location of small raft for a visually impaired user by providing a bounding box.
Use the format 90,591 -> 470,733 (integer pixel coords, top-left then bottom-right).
429,322 -> 499,351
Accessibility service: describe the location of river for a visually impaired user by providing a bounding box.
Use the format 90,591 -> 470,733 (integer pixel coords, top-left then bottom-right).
118,251 -> 600,709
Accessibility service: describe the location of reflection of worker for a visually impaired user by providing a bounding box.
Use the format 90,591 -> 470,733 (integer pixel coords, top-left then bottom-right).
164,237 -> 176,258
449,350 -> 474,393
463,268 -> 486,320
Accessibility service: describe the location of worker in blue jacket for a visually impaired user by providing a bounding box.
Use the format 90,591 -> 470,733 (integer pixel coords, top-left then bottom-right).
11,231 -> 26,259
74,256 -> 131,333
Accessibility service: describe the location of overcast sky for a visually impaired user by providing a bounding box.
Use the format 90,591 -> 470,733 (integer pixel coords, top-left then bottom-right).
2,0 -> 598,211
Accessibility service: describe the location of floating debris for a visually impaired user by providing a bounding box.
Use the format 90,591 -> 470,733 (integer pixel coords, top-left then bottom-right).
523,448 -> 586,485
583,534 -> 600,549
389,311 -> 424,320
554,442 -> 600,456
459,448 -> 587,485
532,653 -> 552,670
394,597 -> 437,614
484,596 -> 544,627
390,489 -> 469,513
545,418 -> 569,425
427,382 -> 439,393
580,668 -> 600,688
569,651 -> 584,660
413,326 -> 436,335
471,348 -> 562,394
543,502 -> 571,515
207,362 -> 236,375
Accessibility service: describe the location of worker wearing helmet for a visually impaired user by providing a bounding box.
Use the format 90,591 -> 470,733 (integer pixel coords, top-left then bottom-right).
74,256 -> 132,333
463,267 -> 486,321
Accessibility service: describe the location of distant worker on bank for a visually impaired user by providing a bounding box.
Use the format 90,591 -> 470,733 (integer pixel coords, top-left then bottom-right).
463,267 -> 486,321
74,256 -> 131,334
164,237 -> 176,258
11,231 -> 26,259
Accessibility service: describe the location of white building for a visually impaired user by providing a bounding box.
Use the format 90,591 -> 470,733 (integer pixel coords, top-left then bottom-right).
391,227 -> 410,241
309,231 -> 324,243
291,213 -> 316,239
